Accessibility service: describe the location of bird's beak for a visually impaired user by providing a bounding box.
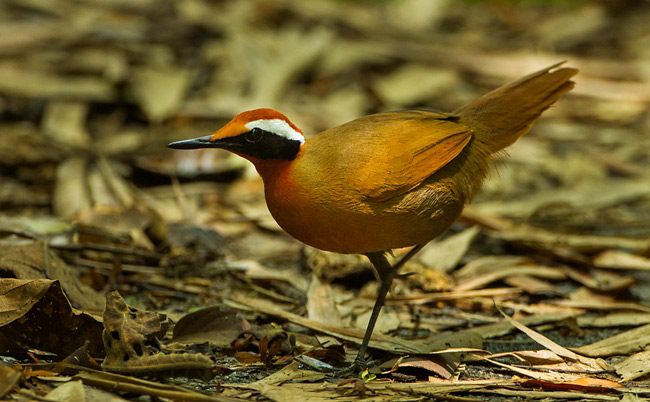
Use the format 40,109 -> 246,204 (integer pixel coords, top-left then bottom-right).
167,135 -> 226,149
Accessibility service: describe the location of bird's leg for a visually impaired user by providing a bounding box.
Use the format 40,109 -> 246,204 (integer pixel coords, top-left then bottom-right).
336,244 -> 424,376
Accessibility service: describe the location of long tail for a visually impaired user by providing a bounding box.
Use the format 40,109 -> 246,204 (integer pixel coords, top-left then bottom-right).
454,62 -> 577,154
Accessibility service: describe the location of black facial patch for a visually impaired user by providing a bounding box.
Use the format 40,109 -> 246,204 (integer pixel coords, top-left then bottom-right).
224,128 -> 301,160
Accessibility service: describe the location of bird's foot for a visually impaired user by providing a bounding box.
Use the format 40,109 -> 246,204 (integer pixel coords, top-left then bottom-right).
331,356 -> 376,378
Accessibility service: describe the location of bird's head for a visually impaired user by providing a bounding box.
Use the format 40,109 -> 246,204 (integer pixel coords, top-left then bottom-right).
168,109 -> 305,168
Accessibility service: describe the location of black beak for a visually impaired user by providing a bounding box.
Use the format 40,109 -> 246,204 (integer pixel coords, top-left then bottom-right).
167,135 -> 223,149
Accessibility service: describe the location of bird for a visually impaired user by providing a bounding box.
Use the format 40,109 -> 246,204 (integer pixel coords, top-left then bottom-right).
169,62 -> 577,373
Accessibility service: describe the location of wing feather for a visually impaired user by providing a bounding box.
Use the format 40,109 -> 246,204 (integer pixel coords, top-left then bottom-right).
353,111 -> 473,202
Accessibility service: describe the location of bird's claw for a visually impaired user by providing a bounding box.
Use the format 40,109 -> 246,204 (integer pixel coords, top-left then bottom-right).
330,356 -> 379,378
396,271 -> 415,279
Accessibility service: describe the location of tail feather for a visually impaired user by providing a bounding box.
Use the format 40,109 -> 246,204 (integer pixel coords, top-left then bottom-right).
454,62 -> 577,154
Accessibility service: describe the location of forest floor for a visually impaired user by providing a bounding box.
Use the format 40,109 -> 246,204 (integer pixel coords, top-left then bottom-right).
1,0 -> 649,400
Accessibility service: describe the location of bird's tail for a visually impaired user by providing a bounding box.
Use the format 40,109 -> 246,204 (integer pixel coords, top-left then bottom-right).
454,62 -> 578,154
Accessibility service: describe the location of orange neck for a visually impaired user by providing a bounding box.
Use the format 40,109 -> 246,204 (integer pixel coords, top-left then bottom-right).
231,151 -> 296,183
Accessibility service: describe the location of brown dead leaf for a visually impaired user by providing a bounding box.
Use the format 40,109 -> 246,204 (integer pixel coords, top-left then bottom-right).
306,274 -> 342,327
338,377 -> 372,397
521,377 -> 622,391
475,178 -> 650,219
393,355 -> 460,379
386,379 -> 515,397
488,358 -> 583,383
562,266 -> 634,292
102,291 -> 166,365
514,350 -> 565,365
0,365 -> 21,398
226,296 -> 482,356
53,157 -> 92,218
102,291 -> 213,377
172,306 -> 244,348
44,380 -> 87,402
573,323 -> 650,357
42,101 -> 90,148
552,300 -> 650,314
489,227 -> 650,253
497,306 -> 604,370
476,387 -> 618,400
593,250 -> 650,271
455,265 -> 565,291
245,361 -> 325,388
504,275 -> 560,295
131,65 -> 192,123
0,279 -> 103,357
0,63 -> 115,101
456,313 -> 579,339
418,226 -> 480,273
353,300 -> 399,334
578,313 -> 650,328
234,351 -> 261,365
242,259 -> 309,293
0,239 -> 104,311
614,349 -> 650,382
374,65 -> 459,107
75,370 -> 235,401
388,288 -> 521,305
455,255 -> 533,278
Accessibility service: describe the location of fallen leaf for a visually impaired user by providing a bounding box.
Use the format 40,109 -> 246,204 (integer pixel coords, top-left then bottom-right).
593,250 -> 650,271
455,265 -> 565,291
614,349 -> 650,382
504,276 -> 560,295
53,157 -> 92,218
306,274 -> 342,327
577,313 -> 650,328
45,380 -> 87,402
172,305 -> 244,348
475,178 -> 650,219
0,63 -> 115,101
521,377 -> 622,391
226,296 -> 482,356
234,351 -> 261,365
393,355 -> 460,379
497,306 -> 602,370
455,313 -> 579,339
374,65 -> 459,107
0,365 -> 21,399
0,279 -> 103,357
418,226 -> 480,273
131,65 -> 192,123
562,266 -> 634,292
0,239 -> 105,311
573,323 -> 650,357
42,101 -> 90,148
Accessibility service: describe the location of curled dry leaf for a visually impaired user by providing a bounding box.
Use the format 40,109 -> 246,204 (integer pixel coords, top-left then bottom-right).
0,279 -> 103,357
0,239 -> 105,311
102,291 -> 213,378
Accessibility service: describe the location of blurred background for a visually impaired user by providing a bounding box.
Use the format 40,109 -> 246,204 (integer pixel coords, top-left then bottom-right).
0,0 -> 649,311
2,0 -> 650,393
1,0 -> 648,238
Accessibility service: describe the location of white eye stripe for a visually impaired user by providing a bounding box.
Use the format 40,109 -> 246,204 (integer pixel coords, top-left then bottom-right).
245,119 -> 305,144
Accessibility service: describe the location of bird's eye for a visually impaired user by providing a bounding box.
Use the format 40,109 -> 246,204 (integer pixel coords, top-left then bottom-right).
245,128 -> 264,143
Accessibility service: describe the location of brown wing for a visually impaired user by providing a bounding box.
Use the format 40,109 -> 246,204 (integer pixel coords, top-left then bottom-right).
351,111 -> 473,202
